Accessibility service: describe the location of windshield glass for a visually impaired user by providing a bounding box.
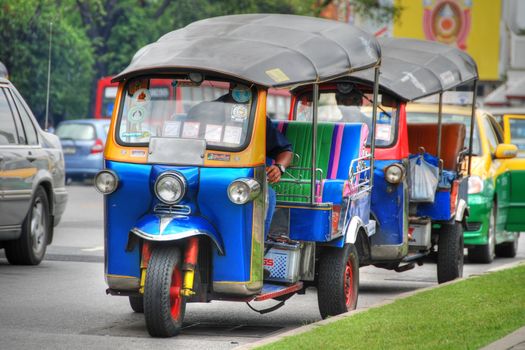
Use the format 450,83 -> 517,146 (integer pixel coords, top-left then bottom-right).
406,112 -> 481,155
116,77 -> 254,149
56,123 -> 95,141
294,89 -> 397,147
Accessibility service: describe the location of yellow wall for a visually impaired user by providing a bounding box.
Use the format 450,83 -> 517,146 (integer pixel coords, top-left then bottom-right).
394,0 -> 501,81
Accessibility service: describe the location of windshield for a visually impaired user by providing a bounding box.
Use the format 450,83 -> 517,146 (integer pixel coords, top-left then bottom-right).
294,90 -> 397,147
406,112 -> 481,155
56,123 -> 96,141
116,77 -> 255,150
509,118 -> 525,155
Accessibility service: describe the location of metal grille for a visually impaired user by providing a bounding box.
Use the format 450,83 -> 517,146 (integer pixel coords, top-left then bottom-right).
153,204 -> 191,215
465,221 -> 481,232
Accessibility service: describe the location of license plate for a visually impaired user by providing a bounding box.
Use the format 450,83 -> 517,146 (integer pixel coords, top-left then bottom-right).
63,147 -> 76,154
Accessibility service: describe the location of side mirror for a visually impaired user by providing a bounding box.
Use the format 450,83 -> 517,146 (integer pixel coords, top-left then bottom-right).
494,143 -> 518,159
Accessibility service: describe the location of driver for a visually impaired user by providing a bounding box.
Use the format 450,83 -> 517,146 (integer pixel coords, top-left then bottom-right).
335,85 -> 369,126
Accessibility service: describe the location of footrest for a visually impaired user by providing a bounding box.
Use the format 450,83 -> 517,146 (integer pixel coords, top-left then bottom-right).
254,282 -> 303,302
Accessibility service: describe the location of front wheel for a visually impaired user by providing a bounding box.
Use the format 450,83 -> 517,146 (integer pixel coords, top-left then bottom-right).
437,222 -> 464,284
317,244 -> 359,319
144,246 -> 186,337
5,187 -> 50,265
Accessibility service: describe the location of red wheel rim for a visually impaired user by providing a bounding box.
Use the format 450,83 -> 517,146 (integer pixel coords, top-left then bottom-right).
344,258 -> 355,307
169,265 -> 183,320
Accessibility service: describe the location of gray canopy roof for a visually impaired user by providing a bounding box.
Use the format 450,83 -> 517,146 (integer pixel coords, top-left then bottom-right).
352,38 -> 478,101
113,14 -> 381,88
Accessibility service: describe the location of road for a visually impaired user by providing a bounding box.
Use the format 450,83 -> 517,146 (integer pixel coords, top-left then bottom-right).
1,184 -> 523,350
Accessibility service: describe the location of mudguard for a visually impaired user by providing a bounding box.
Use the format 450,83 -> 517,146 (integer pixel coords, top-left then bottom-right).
130,214 -> 225,255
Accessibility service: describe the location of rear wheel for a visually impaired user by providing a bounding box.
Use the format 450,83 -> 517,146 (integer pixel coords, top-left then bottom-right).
495,233 -> 519,258
317,244 -> 359,319
5,187 -> 50,265
437,222 -> 464,284
144,246 -> 186,337
468,205 -> 496,263
129,296 -> 144,313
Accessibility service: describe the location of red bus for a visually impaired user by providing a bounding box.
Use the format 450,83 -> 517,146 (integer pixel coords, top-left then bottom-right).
94,76 -> 291,120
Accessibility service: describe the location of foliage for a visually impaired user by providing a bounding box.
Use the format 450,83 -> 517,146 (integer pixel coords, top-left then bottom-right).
0,0 -> 93,125
258,265 -> 525,350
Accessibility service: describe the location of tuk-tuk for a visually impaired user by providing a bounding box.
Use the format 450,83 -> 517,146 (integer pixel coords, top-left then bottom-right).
345,38 -> 479,283
95,14 -> 382,337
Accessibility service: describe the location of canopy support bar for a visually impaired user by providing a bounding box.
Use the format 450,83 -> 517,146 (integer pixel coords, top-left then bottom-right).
369,66 -> 380,188
437,93 -> 443,161
467,79 -> 478,176
311,83 -> 319,204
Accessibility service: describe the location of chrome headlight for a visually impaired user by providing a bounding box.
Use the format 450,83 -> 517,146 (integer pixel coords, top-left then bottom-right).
384,164 -> 405,184
155,172 -> 186,205
468,175 -> 484,194
94,170 -> 119,194
227,178 -> 261,204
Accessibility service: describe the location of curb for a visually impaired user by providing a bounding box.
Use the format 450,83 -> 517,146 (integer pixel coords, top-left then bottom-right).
236,260 -> 525,350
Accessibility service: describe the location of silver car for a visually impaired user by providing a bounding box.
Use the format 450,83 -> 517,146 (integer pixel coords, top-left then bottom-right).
0,78 -> 67,265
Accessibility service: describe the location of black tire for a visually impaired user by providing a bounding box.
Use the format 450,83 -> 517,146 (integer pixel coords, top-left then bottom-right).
129,296 -> 144,313
495,233 -> 519,258
317,244 -> 359,319
468,205 -> 496,264
437,222 -> 464,284
144,246 -> 186,337
5,187 -> 50,265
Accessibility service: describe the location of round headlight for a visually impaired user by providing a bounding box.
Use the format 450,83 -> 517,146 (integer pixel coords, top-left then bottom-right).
155,172 -> 186,205
227,178 -> 261,205
468,175 -> 484,194
384,164 -> 405,184
94,170 -> 118,194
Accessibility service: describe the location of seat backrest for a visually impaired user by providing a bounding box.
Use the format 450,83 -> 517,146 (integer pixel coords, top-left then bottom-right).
272,120 -> 367,202
407,123 -> 466,170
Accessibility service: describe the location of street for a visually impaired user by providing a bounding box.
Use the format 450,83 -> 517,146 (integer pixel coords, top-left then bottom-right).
1,184 -> 524,350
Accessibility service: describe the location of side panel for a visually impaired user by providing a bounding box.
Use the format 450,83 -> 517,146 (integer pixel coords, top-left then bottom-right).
506,170 -> 525,231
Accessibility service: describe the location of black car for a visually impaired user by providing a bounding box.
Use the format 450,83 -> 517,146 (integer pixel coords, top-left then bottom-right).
0,78 -> 68,265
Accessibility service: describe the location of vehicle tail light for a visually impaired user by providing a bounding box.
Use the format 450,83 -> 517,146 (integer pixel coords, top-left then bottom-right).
91,138 -> 104,154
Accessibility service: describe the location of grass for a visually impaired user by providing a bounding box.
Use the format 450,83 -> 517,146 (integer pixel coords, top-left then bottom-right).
258,265 -> 525,350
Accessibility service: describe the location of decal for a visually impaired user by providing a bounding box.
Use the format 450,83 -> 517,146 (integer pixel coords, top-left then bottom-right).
223,125 -> 242,144
265,68 -> 290,83
182,121 -> 200,139
207,152 -> 231,161
130,150 -> 147,157
204,124 -> 223,142
132,88 -> 151,104
127,105 -> 147,123
163,121 -> 181,137
439,70 -> 456,86
232,85 -> 251,103
121,131 -> 148,138
230,104 -> 249,122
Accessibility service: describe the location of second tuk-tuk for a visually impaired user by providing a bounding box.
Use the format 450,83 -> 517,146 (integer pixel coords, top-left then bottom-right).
95,14 -> 382,337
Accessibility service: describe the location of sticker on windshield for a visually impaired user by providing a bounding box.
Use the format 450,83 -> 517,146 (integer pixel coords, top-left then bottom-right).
223,125 -> 242,144
377,112 -> 391,124
132,88 -> 151,104
232,85 -> 251,103
182,122 -> 200,139
205,124 -> 223,142
163,121 -> 181,137
127,105 -> 147,123
376,124 -> 391,141
231,104 -> 248,122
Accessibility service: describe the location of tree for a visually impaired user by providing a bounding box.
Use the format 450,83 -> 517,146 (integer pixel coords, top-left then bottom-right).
0,0 -> 93,125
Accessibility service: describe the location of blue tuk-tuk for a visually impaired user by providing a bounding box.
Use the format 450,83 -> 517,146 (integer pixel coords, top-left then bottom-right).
95,14 -> 382,337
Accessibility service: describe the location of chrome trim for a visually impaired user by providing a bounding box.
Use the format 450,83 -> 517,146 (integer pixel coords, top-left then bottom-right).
455,199 -> 468,222
106,276 -> 140,291
154,204 -> 192,216
227,178 -> 261,204
384,163 -> 406,184
213,281 -> 263,296
370,243 -> 408,260
130,227 -> 224,255
0,189 -> 32,200
154,171 -> 187,205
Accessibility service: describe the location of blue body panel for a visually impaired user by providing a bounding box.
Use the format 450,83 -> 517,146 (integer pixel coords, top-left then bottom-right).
417,190 -> 452,221
322,180 -> 345,204
289,207 -> 331,241
370,160 -> 405,246
105,161 -> 258,284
